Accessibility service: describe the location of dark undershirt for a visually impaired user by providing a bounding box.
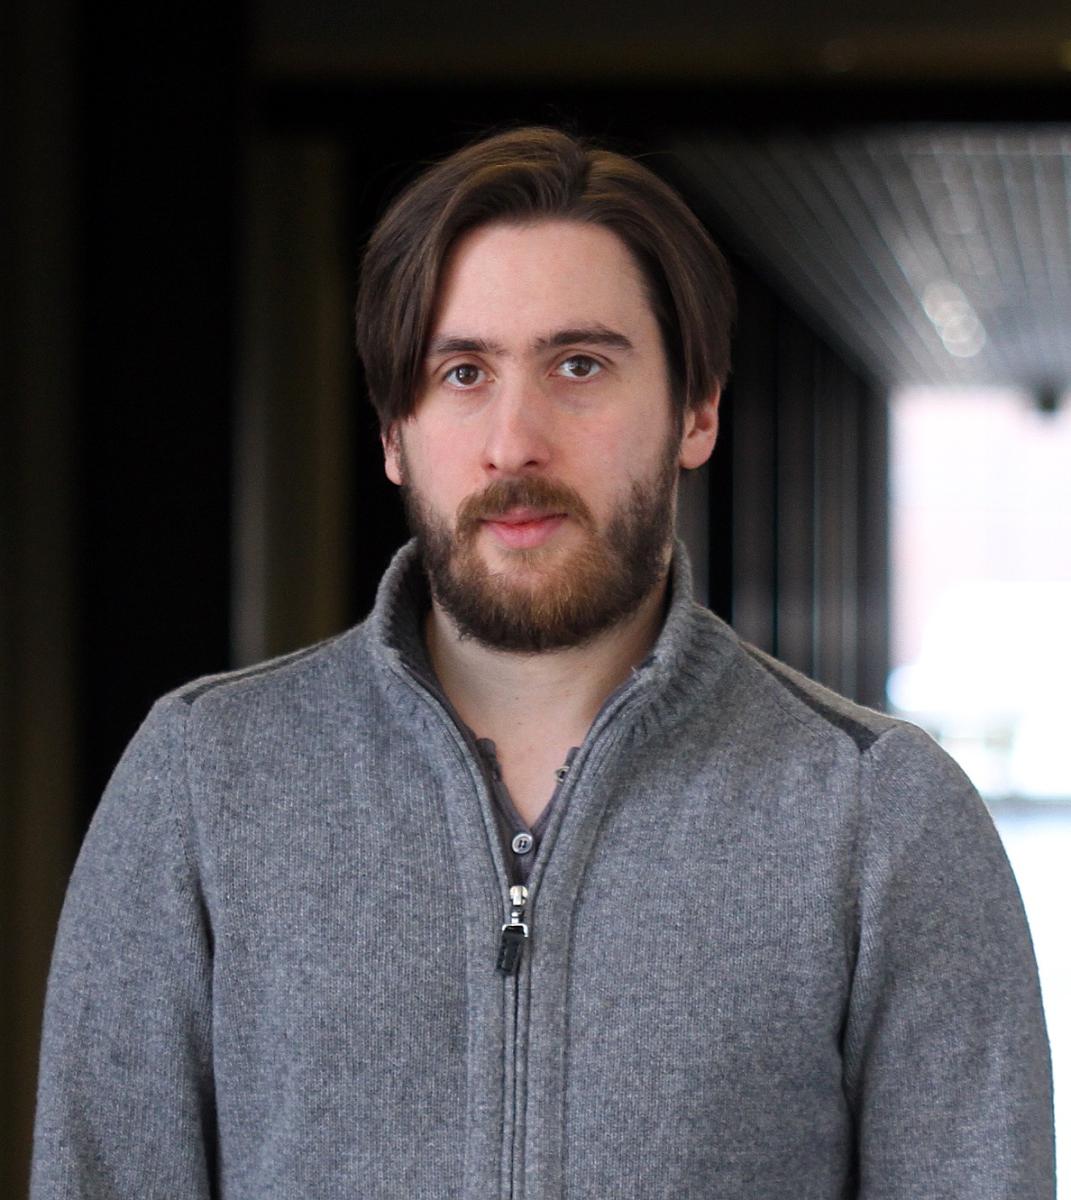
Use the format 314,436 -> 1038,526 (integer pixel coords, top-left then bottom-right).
391,573 -> 582,885
474,739 -> 579,884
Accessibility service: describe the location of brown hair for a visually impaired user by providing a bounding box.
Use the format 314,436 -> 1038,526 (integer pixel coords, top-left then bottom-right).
354,126 -> 734,429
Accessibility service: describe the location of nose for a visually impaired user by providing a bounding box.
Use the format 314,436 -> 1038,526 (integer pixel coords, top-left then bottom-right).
481,387 -> 553,476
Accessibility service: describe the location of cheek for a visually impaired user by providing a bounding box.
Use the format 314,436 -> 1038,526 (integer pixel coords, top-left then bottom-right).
405,450 -> 473,513
591,423 -> 661,481
416,429 -> 487,493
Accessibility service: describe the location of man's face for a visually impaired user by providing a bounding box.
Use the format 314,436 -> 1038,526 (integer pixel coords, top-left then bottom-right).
383,219 -> 717,652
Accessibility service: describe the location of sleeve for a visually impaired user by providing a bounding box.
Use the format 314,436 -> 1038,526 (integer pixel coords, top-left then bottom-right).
842,724 -> 1055,1199
31,696 -> 216,1199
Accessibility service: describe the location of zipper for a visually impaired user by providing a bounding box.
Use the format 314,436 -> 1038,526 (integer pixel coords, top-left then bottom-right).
397,651 -> 649,1199
498,882 -> 527,1198
398,665 -> 532,1194
496,884 -> 529,975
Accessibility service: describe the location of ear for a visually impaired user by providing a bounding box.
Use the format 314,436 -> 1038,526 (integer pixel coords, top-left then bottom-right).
382,423 -> 404,485
678,388 -> 720,470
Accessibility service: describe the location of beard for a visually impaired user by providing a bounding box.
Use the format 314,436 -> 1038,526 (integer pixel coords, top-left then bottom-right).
399,437 -> 679,653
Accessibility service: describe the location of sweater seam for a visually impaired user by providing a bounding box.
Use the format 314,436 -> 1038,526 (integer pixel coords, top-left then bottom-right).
739,646 -> 899,762
175,632 -> 347,707
554,698 -> 647,1197
735,650 -> 845,755
170,696 -> 217,1136
842,727 -> 875,1107
172,698 -> 205,910
843,723 -> 915,1101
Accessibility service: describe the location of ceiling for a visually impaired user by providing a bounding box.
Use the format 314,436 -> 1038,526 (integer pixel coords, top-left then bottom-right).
255,0 -> 1071,83
673,127 -> 1071,392
251,1 -> 1071,395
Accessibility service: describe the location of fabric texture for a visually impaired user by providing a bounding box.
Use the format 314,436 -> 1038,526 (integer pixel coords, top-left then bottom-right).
32,541 -> 1055,1199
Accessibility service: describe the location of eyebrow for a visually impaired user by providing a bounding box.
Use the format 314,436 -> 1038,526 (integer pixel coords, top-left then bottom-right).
533,326 -> 635,353
425,325 -> 634,360
425,335 -> 507,358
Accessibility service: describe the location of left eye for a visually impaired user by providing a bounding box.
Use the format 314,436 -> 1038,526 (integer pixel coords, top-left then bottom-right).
556,355 -> 602,380
444,363 -> 485,388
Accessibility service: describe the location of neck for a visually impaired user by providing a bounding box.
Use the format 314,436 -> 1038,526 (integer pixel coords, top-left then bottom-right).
424,575 -> 669,745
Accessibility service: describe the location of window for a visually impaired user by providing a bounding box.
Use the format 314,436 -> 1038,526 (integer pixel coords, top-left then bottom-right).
888,384 -> 1071,1190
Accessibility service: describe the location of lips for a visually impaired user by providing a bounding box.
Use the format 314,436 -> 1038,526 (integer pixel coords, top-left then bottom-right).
455,478 -> 592,547
483,506 -> 564,526
482,508 -> 568,550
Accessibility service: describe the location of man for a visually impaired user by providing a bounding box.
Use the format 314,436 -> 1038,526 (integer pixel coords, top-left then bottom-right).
34,127 -> 1053,1198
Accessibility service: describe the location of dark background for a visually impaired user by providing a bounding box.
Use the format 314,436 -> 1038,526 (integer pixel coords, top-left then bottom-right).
5,0 -> 1070,1190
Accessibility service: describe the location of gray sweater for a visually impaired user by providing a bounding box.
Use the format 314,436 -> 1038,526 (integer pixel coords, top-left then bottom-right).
33,542 -> 1055,1199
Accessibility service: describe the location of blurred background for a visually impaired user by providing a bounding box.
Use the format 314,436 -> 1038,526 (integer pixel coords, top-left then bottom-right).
5,0 -> 1070,1191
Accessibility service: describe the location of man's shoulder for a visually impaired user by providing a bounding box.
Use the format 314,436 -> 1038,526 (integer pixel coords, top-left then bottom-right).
161,622 -> 375,721
662,600 -> 905,762
728,639 -> 899,755
713,630 -> 974,805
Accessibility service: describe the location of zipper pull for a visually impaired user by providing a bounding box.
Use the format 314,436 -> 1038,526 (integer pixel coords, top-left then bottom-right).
496,884 -> 529,975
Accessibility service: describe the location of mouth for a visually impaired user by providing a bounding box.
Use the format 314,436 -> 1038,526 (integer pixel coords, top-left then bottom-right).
480,508 -> 568,550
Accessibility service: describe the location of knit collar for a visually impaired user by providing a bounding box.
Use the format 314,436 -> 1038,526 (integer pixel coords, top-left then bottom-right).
368,537 -> 736,735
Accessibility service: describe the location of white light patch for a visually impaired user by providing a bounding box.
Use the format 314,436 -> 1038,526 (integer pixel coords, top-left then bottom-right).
922,281 -> 987,359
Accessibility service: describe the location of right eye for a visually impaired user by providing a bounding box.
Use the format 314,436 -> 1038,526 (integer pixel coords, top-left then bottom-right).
444,363 -> 485,388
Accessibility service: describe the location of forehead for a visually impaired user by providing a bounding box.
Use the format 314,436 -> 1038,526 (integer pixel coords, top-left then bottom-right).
429,219 -> 659,348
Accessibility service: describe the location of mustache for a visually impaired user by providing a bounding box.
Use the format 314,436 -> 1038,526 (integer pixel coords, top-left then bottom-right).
456,477 -> 595,540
